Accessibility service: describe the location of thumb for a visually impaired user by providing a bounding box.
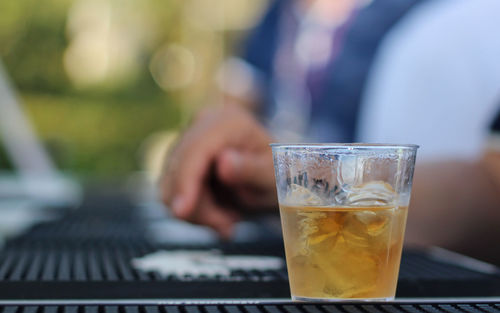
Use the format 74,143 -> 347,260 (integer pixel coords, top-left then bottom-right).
216,149 -> 275,189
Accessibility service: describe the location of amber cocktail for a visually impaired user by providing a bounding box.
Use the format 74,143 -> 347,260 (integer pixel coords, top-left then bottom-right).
271,144 -> 418,301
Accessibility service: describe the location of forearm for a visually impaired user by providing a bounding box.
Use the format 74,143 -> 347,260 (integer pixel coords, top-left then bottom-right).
405,158 -> 500,263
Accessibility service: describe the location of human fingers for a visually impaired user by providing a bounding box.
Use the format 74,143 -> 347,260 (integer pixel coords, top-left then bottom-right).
160,106 -> 269,222
216,148 -> 275,190
185,186 -> 241,239
159,127 -> 219,220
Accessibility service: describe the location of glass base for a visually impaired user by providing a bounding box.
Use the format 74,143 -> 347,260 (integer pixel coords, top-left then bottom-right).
292,296 -> 394,302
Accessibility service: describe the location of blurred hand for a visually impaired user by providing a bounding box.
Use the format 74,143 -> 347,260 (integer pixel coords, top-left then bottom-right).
160,105 -> 277,239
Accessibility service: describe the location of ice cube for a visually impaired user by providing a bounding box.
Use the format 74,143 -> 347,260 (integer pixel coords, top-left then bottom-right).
354,210 -> 377,224
308,233 -> 336,245
353,209 -> 391,237
342,181 -> 396,206
298,212 -> 323,237
297,211 -> 325,254
342,228 -> 370,247
321,245 -> 378,298
337,156 -> 363,186
286,184 -> 323,205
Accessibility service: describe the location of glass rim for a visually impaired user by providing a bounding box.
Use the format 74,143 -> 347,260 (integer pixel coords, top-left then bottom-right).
269,143 -> 419,150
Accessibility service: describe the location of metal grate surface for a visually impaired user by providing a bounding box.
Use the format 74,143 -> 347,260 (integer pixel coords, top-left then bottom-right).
1,243 -> 499,299
19,191 -> 148,244
0,242 -> 288,283
1,191 -> 500,299
0,241 -> 494,283
6,194 -> 497,284
0,302 -> 500,313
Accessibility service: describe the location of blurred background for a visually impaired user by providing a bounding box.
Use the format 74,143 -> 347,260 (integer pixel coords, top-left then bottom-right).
0,0 -> 268,179
1,0 -> 500,269
2,0 -> 500,257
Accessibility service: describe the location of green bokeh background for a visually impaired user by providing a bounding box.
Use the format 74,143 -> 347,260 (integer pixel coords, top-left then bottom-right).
0,0 -> 183,178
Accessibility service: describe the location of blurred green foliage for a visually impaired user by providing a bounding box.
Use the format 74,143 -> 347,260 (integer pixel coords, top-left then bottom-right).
22,93 -> 181,177
0,0 -> 72,93
0,0 -> 184,177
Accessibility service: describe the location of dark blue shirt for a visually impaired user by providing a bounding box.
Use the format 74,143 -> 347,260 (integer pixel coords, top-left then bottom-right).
242,0 -> 425,142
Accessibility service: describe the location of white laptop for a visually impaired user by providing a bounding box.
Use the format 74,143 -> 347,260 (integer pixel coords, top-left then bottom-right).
0,60 -> 81,240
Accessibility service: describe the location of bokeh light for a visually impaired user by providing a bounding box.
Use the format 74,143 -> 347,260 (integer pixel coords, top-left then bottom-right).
149,44 -> 197,91
184,0 -> 268,31
0,0 -> 268,177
